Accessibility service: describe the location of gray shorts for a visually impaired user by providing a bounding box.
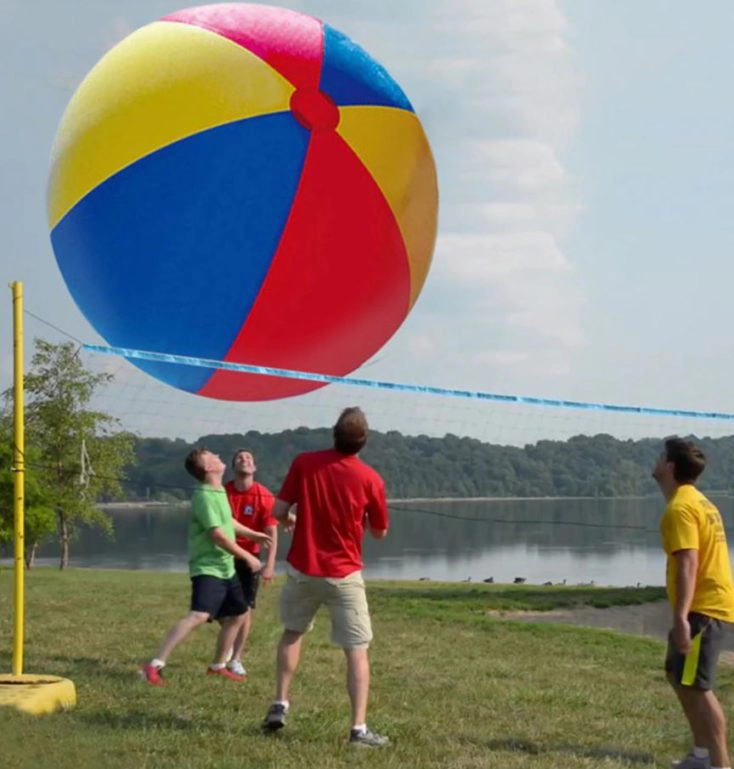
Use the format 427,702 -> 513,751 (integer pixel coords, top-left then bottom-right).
279,565 -> 373,649
665,612 -> 729,690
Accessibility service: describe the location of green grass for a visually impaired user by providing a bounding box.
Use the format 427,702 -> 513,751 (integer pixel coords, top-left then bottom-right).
0,569 -> 718,769
369,582 -> 667,616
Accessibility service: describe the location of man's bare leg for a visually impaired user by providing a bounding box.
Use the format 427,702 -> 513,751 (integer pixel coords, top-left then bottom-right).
674,682 -> 729,767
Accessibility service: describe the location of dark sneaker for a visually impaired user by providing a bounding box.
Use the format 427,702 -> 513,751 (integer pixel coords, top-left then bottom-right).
350,728 -> 390,747
206,666 -> 245,682
671,755 -> 710,769
140,664 -> 166,687
262,703 -> 288,733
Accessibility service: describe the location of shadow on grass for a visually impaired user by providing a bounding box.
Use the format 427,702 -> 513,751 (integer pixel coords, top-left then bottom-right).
41,654 -> 142,683
79,708 -> 199,732
485,737 -> 654,765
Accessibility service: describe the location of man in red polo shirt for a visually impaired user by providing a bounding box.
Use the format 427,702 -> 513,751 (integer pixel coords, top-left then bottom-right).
223,449 -> 278,678
261,407 -> 389,748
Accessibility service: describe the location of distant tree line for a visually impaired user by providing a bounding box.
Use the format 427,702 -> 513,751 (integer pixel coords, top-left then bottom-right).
123,429 -> 734,501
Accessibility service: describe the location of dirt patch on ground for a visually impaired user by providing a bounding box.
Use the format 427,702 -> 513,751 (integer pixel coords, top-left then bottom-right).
494,601 -> 734,662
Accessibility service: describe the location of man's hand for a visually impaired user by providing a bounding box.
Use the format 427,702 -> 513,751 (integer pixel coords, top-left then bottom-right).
282,511 -> 297,534
250,530 -> 273,549
671,548 -> 697,655
243,552 -> 263,574
672,615 -> 692,655
261,564 -> 275,585
233,521 -> 273,549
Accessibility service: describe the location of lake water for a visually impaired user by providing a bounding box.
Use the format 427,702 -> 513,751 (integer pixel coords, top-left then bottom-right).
19,495 -> 734,586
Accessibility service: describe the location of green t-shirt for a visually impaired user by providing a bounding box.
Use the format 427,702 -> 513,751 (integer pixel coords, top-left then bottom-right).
188,484 -> 236,579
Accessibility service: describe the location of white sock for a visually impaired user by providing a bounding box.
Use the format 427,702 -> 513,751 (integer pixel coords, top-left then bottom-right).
274,700 -> 289,710
693,747 -> 710,759
150,658 -> 165,669
352,724 -> 366,734
209,662 -> 226,670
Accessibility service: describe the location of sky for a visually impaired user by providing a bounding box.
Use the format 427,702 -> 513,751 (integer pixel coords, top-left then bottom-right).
2,0 -> 734,443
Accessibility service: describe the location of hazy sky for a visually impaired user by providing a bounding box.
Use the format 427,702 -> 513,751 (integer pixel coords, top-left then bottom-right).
2,0 -> 734,443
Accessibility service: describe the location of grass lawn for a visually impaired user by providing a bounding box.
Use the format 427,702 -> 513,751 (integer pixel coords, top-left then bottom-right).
0,569 -> 719,769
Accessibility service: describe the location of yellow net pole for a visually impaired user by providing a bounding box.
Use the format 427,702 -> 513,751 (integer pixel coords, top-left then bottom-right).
0,287 -> 76,710
11,281 -> 24,676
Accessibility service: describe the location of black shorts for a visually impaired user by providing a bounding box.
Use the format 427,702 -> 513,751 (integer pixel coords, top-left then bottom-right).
235,558 -> 261,609
665,612 -> 730,690
190,575 -> 247,621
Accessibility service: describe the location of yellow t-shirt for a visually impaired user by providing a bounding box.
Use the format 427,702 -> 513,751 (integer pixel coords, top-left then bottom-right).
660,484 -> 734,622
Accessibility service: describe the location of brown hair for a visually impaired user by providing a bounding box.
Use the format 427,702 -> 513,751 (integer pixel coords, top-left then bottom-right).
333,407 -> 368,455
231,448 -> 256,468
184,448 -> 209,481
664,437 -> 706,484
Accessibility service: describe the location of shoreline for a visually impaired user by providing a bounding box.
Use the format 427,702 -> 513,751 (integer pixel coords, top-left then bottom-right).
0,560 -> 661,591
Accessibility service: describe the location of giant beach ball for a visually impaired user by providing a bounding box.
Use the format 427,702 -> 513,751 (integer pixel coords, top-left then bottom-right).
47,3 -> 438,400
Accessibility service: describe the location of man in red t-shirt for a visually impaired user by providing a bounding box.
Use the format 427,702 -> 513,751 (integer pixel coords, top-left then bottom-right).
222,449 -> 278,678
261,408 -> 390,748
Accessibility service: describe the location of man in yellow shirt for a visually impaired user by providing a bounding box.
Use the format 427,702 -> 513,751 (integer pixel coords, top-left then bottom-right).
655,437 -> 734,769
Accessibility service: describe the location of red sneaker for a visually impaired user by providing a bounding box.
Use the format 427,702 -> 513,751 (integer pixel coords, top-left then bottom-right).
207,666 -> 246,682
140,664 -> 166,686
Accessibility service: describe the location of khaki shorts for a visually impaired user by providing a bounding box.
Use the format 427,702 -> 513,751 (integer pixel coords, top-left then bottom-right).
279,565 -> 373,649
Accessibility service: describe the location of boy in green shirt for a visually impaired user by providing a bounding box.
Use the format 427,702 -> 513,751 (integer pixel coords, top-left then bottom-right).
141,448 -> 270,686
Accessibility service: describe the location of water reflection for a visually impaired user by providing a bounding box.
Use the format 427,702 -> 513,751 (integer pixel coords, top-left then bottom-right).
18,496 -> 734,587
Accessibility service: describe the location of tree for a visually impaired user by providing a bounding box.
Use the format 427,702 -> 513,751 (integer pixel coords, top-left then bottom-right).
22,339 -> 136,569
0,413 -> 56,567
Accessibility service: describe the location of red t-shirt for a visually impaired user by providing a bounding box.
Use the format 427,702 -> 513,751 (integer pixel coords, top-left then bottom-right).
224,480 -> 277,555
278,449 -> 389,578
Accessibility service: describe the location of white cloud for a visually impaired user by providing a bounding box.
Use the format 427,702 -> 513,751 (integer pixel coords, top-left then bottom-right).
434,232 -> 570,281
473,140 -> 569,192
412,1 -> 584,381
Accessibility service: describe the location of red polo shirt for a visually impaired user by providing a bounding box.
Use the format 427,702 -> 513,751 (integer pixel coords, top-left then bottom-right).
224,480 -> 276,555
278,449 -> 389,578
